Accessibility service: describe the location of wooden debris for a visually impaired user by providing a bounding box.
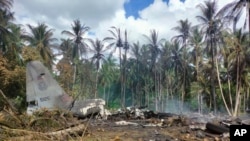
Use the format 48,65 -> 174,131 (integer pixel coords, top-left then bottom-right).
206,122 -> 229,134
2,123 -> 85,140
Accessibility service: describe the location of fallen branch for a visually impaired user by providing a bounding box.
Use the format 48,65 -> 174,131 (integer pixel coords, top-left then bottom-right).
206,122 -> 229,134
0,90 -> 18,112
1,124 -> 85,140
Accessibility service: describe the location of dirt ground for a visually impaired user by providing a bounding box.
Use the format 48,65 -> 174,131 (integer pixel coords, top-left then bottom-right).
81,119 -> 230,141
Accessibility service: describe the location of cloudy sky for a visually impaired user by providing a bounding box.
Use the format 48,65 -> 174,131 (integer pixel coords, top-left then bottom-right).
13,0 -> 246,44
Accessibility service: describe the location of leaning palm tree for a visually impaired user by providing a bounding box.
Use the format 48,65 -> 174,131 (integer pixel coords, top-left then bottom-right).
225,28 -> 250,116
196,0 -> 227,114
88,38 -> 109,98
221,0 -> 250,33
22,23 -> 57,69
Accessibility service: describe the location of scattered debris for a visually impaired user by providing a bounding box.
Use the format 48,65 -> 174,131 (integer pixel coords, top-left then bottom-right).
115,120 -> 139,126
206,122 -> 229,134
1,61 -> 248,140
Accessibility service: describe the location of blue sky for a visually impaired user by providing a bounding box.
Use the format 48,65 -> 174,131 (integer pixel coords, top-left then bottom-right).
124,0 -> 185,18
124,0 -> 155,18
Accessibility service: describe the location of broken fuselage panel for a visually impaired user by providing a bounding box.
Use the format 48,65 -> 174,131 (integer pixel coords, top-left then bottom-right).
26,61 -> 107,118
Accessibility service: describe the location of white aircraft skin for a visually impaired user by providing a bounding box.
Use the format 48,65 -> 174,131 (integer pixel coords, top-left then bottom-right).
26,61 -> 106,117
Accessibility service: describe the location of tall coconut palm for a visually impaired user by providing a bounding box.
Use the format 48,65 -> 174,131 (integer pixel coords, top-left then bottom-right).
62,19 -> 90,60
22,23 -> 57,69
104,26 -> 123,67
189,27 -> 203,80
171,19 -> 192,110
225,28 -> 250,116
88,38 -> 109,98
144,29 -> 164,71
104,26 -> 125,107
61,19 -> 90,85
196,0 -> 227,114
189,27 -> 204,113
144,29 -> 165,111
121,30 -> 130,107
168,40 -> 186,111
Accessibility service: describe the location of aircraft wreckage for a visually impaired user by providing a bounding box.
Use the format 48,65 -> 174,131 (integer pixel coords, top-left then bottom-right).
26,61 -> 107,118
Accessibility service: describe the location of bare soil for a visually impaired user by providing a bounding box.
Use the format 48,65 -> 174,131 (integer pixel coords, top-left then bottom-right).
81,119 -> 229,141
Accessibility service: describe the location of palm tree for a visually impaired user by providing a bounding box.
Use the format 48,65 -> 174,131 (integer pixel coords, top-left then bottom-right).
61,19 -> 90,85
104,26 -> 125,107
22,23 -> 57,69
172,19 -> 192,45
189,27 -> 204,113
88,38 -> 109,98
144,29 -> 164,71
144,29 -> 165,111
60,38 -> 73,58
121,30 -> 130,107
168,41 -> 186,111
5,24 -> 24,65
104,26 -> 123,67
171,19 -> 192,110
222,0 -> 250,33
196,0 -> 227,114
0,0 -> 12,10
99,55 -> 118,105
62,19 -> 90,60
225,28 -> 250,116
0,0 -> 14,53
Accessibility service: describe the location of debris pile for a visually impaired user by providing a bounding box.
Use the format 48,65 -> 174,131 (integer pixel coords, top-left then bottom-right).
0,108 -> 86,140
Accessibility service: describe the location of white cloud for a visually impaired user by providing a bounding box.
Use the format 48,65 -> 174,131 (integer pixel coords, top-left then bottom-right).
13,0 -> 244,47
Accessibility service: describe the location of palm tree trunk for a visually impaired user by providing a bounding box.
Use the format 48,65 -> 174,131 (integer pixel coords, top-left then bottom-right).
227,71 -> 234,114
195,44 -> 202,113
211,39 -> 217,114
104,86 -> 106,102
119,47 -> 124,108
107,83 -> 111,106
215,56 -> 232,116
94,69 -> 99,98
182,41 -> 188,112
72,63 -> 77,91
155,69 -> 159,111
123,50 -> 127,108
233,54 -> 241,116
